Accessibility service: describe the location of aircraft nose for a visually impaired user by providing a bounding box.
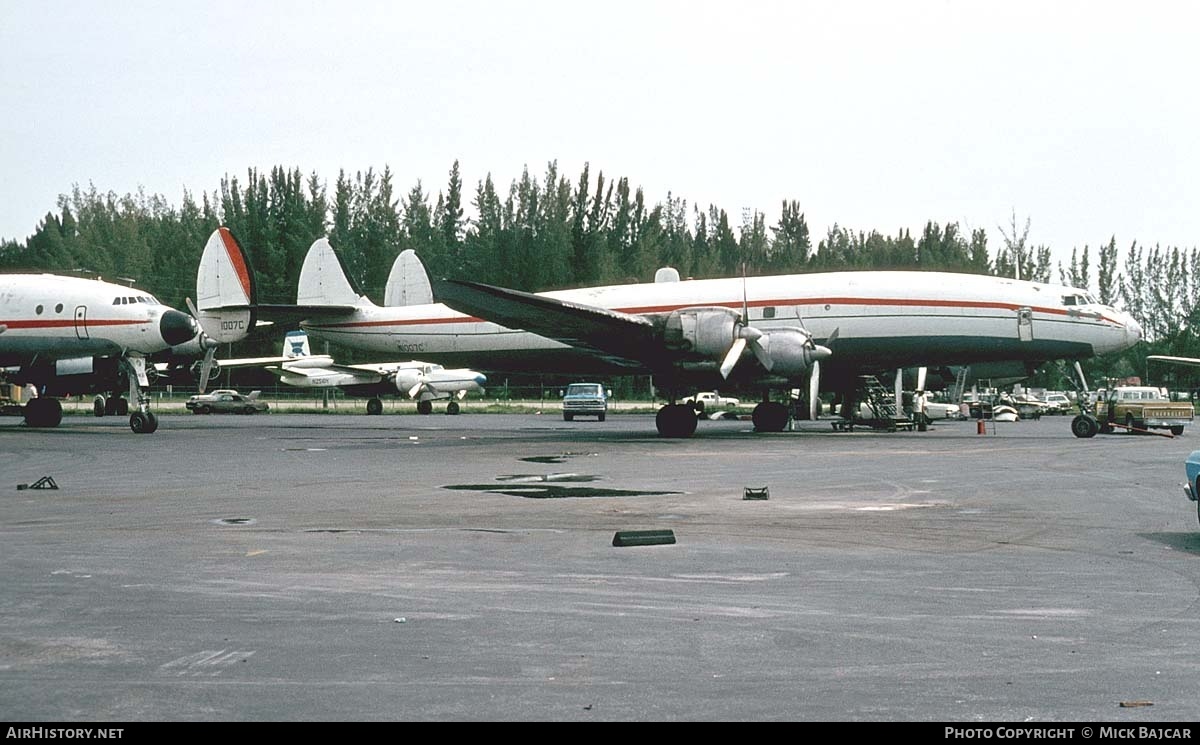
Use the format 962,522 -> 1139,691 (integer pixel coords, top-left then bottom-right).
160,309 -> 198,347
475,373 -> 488,387
1126,315 -> 1143,344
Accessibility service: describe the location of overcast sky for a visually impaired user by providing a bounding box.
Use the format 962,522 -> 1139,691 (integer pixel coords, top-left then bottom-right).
2,0 -> 1197,274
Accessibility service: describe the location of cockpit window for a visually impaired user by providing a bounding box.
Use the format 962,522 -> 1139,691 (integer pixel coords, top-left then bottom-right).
1061,293 -> 1093,307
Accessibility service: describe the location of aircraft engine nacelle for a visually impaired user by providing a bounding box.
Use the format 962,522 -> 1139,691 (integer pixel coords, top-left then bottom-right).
758,327 -> 819,376
393,369 -> 421,395
662,308 -> 740,358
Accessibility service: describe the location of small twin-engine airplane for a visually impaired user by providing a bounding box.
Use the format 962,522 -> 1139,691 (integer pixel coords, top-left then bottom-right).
217,235 -> 1138,438
213,329 -> 487,415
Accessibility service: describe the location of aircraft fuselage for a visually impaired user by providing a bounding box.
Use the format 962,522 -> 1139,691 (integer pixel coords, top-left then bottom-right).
300,270 -> 1141,386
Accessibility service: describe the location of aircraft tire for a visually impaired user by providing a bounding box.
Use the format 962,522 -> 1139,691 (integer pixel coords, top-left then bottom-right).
25,397 -> 63,428
446,401 -> 460,415
417,400 -> 433,415
94,396 -> 106,418
130,410 -> 158,434
1071,414 -> 1098,438
366,398 -> 383,415
116,398 -> 129,416
655,404 -> 696,438
752,401 -> 789,433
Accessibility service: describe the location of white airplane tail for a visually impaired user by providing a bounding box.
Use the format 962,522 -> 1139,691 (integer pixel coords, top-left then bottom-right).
282,330 -> 312,359
297,238 -> 371,307
194,227 -> 255,344
384,249 -> 434,306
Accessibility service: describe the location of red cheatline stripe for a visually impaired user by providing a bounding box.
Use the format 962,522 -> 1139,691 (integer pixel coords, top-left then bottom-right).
219,227 -> 253,301
305,297 -> 1124,329
0,319 -> 145,329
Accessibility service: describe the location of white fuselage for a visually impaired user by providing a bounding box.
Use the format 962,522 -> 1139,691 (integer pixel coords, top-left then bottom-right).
0,274 -> 196,370
300,270 -> 1142,380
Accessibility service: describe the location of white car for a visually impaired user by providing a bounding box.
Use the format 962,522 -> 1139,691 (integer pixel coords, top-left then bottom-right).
919,399 -> 965,420
1041,393 -> 1073,414
684,391 -> 741,412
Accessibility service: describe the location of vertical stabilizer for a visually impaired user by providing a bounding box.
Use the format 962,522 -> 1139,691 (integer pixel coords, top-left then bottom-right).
194,227 -> 254,343
297,238 -> 368,307
283,330 -> 311,359
384,249 -> 435,306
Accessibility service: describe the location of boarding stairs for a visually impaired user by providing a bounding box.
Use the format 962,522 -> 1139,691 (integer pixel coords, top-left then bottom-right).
834,375 -> 915,431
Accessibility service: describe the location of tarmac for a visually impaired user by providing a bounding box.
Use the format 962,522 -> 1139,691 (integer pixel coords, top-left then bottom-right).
2,411 -> 1200,721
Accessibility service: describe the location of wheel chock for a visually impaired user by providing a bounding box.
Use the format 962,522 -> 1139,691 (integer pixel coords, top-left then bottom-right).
743,486 -> 770,500
17,476 -> 58,490
612,529 -> 676,547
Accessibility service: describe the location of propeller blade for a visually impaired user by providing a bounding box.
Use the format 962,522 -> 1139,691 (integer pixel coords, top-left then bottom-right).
748,336 -> 773,371
809,360 -> 821,420
826,327 -> 840,346
916,365 -> 927,394
408,381 -> 424,399
197,347 -> 216,394
719,337 -> 748,379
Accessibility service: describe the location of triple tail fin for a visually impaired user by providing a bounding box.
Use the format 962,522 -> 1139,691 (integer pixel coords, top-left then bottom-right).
384,249 -> 434,306
194,227 -> 255,344
297,238 -> 371,307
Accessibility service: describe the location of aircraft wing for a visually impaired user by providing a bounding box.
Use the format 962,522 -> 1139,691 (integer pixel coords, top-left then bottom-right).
434,279 -> 659,369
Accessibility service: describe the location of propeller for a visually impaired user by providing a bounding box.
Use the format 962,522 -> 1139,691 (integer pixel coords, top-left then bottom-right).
808,327 -> 839,420
408,378 -> 425,399
186,298 -> 220,393
720,266 -> 775,379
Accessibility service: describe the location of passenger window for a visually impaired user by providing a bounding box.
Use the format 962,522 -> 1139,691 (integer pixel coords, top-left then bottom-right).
762,307 -> 776,319
55,303 -> 63,313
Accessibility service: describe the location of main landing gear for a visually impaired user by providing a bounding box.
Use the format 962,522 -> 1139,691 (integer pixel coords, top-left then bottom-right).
654,394 -> 790,438
93,394 -> 129,418
416,398 -> 461,415
23,396 -> 63,428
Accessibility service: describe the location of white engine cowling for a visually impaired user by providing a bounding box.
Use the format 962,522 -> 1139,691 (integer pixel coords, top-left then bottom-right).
756,328 -> 819,376
393,369 -> 421,395
663,308 -> 740,357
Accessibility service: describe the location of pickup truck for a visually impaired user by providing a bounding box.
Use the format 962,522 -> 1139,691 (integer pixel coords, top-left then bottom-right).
561,383 -> 609,421
683,391 -> 740,413
1094,386 -> 1193,435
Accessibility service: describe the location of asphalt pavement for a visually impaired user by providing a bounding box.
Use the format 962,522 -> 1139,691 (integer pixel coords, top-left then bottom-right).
2,412 -> 1198,721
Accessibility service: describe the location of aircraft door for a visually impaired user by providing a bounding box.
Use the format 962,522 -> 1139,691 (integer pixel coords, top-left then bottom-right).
74,305 -> 89,340
1017,307 -> 1033,342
